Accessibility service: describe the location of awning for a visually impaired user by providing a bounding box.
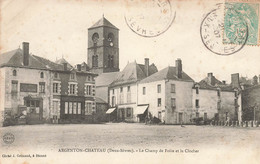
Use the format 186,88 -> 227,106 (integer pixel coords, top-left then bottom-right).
134,105 -> 148,115
106,108 -> 116,114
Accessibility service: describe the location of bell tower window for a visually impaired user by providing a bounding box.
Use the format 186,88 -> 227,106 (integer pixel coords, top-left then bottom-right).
92,33 -> 99,47
92,55 -> 98,68
108,55 -> 114,68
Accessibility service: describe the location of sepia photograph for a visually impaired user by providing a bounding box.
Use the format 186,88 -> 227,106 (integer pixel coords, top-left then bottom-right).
0,0 -> 260,163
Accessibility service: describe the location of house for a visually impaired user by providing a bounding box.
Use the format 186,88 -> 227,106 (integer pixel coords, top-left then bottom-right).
108,58 -> 158,122
234,74 -> 260,122
138,59 -> 194,124
0,43 -> 52,124
0,42 -> 97,126
192,73 -> 238,122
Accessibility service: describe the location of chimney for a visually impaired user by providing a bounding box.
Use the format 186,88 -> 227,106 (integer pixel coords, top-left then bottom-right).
222,80 -> 226,85
231,73 -> 240,89
77,64 -> 82,71
22,42 -> 29,66
63,63 -> 67,71
144,58 -> 149,76
175,59 -> 182,78
207,73 -> 215,86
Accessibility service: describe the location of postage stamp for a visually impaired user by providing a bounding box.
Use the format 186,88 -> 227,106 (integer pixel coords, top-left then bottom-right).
225,0 -> 260,46
124,0 -> 176,37
200,3 -> 248,56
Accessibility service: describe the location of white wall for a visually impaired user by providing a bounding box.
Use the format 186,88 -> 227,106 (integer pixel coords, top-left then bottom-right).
3,67 -> 51,119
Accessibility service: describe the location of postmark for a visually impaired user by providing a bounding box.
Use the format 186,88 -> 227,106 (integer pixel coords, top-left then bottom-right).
3,133 -> 15,144
124,0 -> 176,37
225,0 -> 260,46
200,3 -> 248,55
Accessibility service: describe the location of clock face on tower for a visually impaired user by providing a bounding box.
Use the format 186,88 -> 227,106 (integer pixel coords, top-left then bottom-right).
108,33 -> 114,46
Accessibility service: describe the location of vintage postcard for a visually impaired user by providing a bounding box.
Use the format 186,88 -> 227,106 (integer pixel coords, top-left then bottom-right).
0,0 -> 260,163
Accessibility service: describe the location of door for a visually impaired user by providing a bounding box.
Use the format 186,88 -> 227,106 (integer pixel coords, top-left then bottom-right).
25,99 -> 43,124
204,113 -> 207,121
179,113 -> 183,123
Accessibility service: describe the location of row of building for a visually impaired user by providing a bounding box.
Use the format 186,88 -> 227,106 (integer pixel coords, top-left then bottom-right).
0,17 -> 259,125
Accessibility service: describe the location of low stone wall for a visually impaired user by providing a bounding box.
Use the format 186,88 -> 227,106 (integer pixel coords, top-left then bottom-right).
210,120 -> 259,128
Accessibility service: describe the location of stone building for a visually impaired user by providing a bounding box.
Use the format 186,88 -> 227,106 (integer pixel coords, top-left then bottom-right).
192,73 -> 238,122
0,42 -> 97,125
87,16 -> 120,75
108,58 -> 158,122
138,59 -> 194,124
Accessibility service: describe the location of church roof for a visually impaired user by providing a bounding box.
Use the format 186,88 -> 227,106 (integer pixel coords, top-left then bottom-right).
89,16 -> 118,30
140,66 -> 194,84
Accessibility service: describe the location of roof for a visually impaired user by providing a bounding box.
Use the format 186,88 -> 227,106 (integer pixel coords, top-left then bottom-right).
95,72 -> 119,87
55,58 -> 73,70
110,61 -> 158,86
140,66 -> 194,84
95,97 -> 107,104
0,48 -> 58,70
196,76 -> 234,92
242,84 -> 260,92
0,48 -> 96,75
89,17 -> 118,30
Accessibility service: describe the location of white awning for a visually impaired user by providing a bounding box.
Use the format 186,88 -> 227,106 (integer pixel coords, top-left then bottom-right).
134,105 -> 148,115
106,108 -> 116,114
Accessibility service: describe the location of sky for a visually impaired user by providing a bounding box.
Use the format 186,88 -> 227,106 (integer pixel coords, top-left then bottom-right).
1,0 -> 260,82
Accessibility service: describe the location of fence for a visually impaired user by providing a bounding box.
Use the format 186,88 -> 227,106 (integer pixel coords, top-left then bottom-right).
210,120 -> 259,128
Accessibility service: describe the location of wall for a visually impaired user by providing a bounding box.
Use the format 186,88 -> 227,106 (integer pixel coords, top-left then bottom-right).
3,67 -> 51,119
96,86 -> 109,103
109,83 -> 138,122
192,88 -> 236,121
165,80 -> 194,124
219,91 -> 236,121
138,80 -> 166,121
0,67 -> 6,124
242,86 -> 260,121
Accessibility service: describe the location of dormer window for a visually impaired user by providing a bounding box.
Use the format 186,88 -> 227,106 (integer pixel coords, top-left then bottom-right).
196,87 -> 199,94
13,70 -> 17,76
40,72 -> 44,78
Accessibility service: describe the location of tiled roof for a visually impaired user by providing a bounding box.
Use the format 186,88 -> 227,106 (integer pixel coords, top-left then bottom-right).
96,72 -> 119,87
89,17 -> 118,29
140,66 -> 194,84
55,58 -> 73,70
0,48 -> 54,70
110,61 -> 158,86
138,63 -> 158,76
196,77 -> 234,92
0,48 -> 96,75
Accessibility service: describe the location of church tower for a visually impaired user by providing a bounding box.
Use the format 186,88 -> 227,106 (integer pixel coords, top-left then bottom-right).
88,16 -> 119,75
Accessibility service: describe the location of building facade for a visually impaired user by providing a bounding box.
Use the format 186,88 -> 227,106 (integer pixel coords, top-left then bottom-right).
138,59 -> 194,124
108,58 -> 158,122
192,73 -> 238,122
0,42 -> 97,126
